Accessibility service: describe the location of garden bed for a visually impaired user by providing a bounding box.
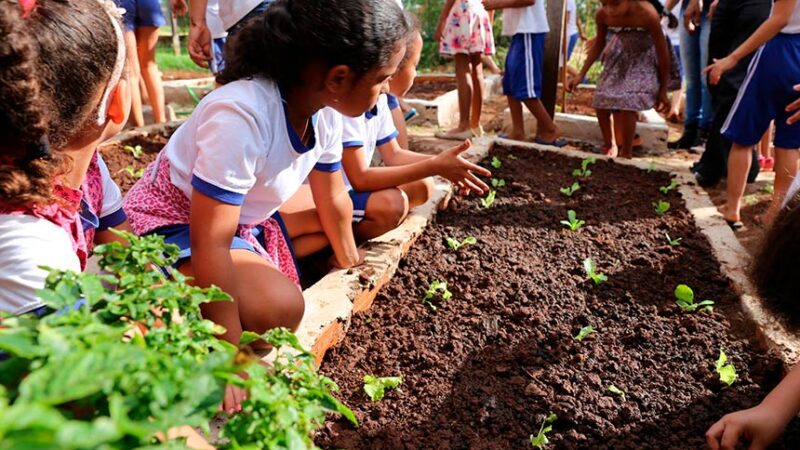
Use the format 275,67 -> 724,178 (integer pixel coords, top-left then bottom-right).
407,79 -> 457,101
100,123 -> 179,195
316,144 -> 800,449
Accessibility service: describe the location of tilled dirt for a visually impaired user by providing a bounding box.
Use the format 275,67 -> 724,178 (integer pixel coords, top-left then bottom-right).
316,144 -> 800,449
407,80 -> 457,101
100,128 -> 173,195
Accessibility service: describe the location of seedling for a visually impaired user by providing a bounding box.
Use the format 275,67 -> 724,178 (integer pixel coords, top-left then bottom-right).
760,183 -> 775,194
124,144 -> 143,159
660,179 -> 679,195
715,349 -> 738,387
446,236 -> 477,251
480,190 -> 497,208
491,178 -> 506,188
491,156 -> 502,169
608,385 -> 626,402
664,233 -> 682,247
559,182 -> 581,197
583,258 -> 608,285
647,160 -> 656,173
574,325 -> 596,342
508,154 -> 518,161
423,280 -> 452,310
124,165 -> 144,179
363,375 -> 403,402
653,200 -> 671,216
530,412 -> 557,449
674,284 -> 714,313
560,210 -> 585,231
572,157 -> 596,178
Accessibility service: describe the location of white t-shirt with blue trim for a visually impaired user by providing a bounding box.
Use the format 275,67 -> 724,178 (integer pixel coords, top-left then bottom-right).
163,77 -> 343,225
503,2 -> 549,36
340,94 -> 399,190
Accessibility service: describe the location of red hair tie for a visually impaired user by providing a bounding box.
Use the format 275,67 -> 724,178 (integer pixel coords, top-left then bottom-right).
20,0 -> 36,17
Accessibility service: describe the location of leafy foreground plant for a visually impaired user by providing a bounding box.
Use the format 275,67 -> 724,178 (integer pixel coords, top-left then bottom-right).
491,156 -> 502,169
561,210 -> 585,231
559,182 -> 581,197
491,178 -> 506,188
674,284 -> 714,313
573,325 -> 596,342
715,349 -> 738,387
583,258 -> 608,286
572,157 -> 596,178
423,280 -> 453,311
608,385 -> 626,402
0,231 -> 355,449
654,200 -> 671,216
446,236 -> 477,251
530,412 -> 557,449
363,375 -> 403,402
480,190 -> 497,208
664,233 -> 682,247
659,179 -> 679,195
124,144 -> 143,159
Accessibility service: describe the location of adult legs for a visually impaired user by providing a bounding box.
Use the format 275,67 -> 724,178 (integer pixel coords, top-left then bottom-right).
135,26 -> 166,123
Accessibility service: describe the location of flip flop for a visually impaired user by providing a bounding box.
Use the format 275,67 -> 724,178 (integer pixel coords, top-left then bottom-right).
725,219 -> 745,232
534,137 -> 568,148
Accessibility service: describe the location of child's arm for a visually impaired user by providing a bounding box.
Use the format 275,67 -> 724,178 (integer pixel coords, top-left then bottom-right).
95,221 -> 134,245
482,0 -> 536,10
307,169 -> 361,269
187,0 -> 211,68
380,139 -> 434,166
436,0 -> 458,42
704,0 -> 797,85
576,6 -> 588,40
568,11 -> 608,91
645,5 -> 671,111
706,364 -> 800,449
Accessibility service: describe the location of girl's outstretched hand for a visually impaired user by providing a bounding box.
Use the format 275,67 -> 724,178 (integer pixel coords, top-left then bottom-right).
706,405 -> 787,450
433,140 -> 492,195
655,90 -> 670,114
785,84 -> 800,125
704,55 -> 737,85
222,383 -> 247,415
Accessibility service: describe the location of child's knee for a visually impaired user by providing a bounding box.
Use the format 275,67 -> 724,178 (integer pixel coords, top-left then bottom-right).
375,189 -> 409,227
273,285 -> 305,331
412,177 -> 436,208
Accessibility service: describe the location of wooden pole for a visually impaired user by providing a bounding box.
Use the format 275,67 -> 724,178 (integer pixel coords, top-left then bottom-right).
542,0 -> 567,118
560,4 -> 569,113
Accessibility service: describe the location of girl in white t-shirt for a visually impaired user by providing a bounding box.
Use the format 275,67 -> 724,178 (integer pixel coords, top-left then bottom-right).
123,0 -> 412,357
0,0 -> 133,316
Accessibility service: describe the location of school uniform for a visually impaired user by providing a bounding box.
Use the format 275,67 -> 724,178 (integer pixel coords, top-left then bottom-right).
721,5 -> 800,149
123,78 -> 344,285
341,94 -> 399,223
116,0 -> 165,31
502,3 -> 550,100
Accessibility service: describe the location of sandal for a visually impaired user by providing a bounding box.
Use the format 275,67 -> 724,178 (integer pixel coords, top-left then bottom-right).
534,137 -> 568,148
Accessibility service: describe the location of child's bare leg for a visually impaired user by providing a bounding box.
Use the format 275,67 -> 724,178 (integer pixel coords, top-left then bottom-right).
135,26 -> 166,123
449,54 -> 473,134
279,185 -> 329,257
123,30 -> 144,127
354,188 -> 409,241
469,53 -> 484,131
482,54 -> 502,75
399,177 -> 436,209
613,111 -> 638,159
764,148 -> 799,224
724,143 -> 754,223
596,108 -> 615,151
506,96 -> 526,141
522,98 -> 561,142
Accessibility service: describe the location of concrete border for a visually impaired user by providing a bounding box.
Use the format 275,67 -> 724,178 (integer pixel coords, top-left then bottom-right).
405,75 -> 503,129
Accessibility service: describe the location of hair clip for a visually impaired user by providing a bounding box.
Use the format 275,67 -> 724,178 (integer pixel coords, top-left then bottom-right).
19,0 -> 35,17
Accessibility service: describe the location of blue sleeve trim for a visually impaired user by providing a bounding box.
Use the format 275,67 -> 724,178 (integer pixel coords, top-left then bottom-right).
386,93 -> 400,110
98,208 -> 128,231
342,140 -> 365,148
314,161 -> 343,172
191,175 -> 246,205
376,130 -> 399,146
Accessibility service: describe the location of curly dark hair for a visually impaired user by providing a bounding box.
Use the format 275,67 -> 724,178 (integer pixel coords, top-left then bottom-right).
218,0 -> 412,86
0,0 -> 119,208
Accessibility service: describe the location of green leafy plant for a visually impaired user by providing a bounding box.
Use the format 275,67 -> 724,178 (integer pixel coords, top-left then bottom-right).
674,284 -> 715,313
123,165 -> 144,179
446,236 -> 477,251
560,210 -> 586,231
123,144 -> 143,159
508,154 -> 518,161
491,178 -> 506,188
574,325 -> 596,342
530,412 -> 557,449
608,385 -> 626,402
660,179 -> 679,195
654,200 -> 671,216
647,160 -> 656,173
491,156 -> 502,169
760,183 -> 775,194
480,190 -> 497,208
715,349 -> 738,387
583,258 -> 608,286
664,233 -> 682,247
559,182 -> 581,197
423,280 -> 453,311
363,375 -> 403,402
572,157 -> 596,178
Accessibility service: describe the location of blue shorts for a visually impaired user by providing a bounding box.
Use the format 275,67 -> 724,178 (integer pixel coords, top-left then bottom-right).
722,33 -> 800,149
116,0 -> 166,31
567,33 -> 579,61
349,190 -> 372,223
386,93 -> 401,110
503,33 -> 546,101
210,37 -> 227,75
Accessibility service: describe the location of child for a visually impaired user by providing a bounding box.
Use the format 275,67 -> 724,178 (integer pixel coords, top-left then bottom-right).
563,0 -> 588,81
0,0 -> 132,314
123,0 -> 411,350
567,0 -> 674,158
434,0 -> 495,140
705,179 -> 800,449
483,0 -> 565,146
707,0 -> 800,229
282,25 -> 492,252
662,0 -> 683,123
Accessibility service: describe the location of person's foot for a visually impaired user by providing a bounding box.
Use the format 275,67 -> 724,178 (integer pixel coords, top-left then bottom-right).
471,125 -> 485,137
435,127 -> 475,141
498,131 -> 526,141
537,124 -> 562,143
668,125 -> 698,150
693,169 -> 721,188
602,145 -> 618,157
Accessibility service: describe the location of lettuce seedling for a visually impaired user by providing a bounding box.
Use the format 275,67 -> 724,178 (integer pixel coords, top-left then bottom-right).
480,190 -> 497,208
660,179 -> 679,195
446,236 -> 477,251
560,182 -> 581,197
124,144 -> 143,159
715,349 -> 738,387
124,165 -> 144,179
491,156 -> 502,169
608,385 -> 626,402
423,280 -> 453,310
530,412 -> 557,449
572,157 -> 596,178
674,284 -> 714,313
561,210 -> 585,231
664,233 -> 682,246
491,178 -> 506,188
508,154 -> 518,160
761,183 -> 775,194
363,375 -> 403,402
583,258 -> 608,285
574,325 -> 596,342
647,160 -> 656,173
654,200 -> 671,216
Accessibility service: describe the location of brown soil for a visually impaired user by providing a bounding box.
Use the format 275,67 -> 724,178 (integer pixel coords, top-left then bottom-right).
407,80 -> 457,101
557,86 -> 596,117
162,69 -> 212,81
316,145 -> 800,449
100,128 -> 174,195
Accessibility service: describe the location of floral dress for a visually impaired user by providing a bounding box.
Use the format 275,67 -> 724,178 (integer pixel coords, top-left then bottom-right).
439,0 -> 495,56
